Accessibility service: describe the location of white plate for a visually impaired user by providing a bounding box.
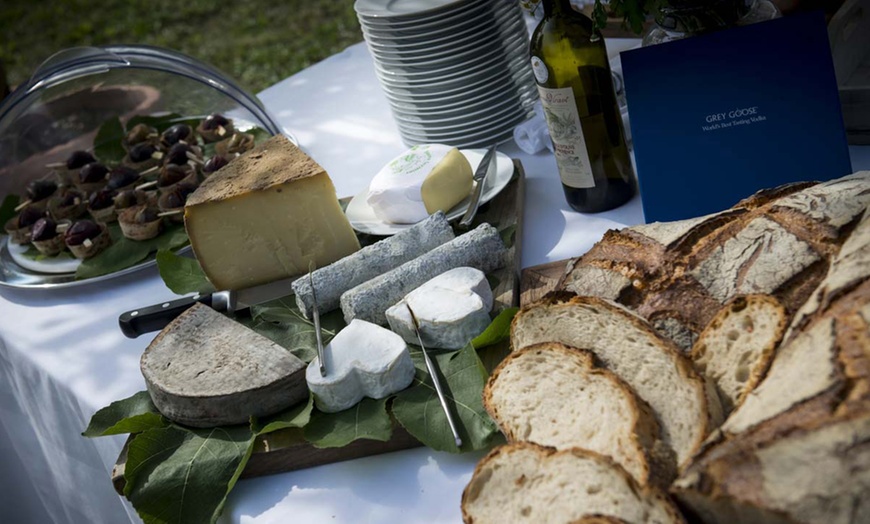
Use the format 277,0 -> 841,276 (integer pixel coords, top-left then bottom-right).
7,238 -> 81,274
345,149 -> 513,236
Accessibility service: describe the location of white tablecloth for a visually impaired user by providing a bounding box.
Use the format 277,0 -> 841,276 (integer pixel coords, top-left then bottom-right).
0,40 -> 867,524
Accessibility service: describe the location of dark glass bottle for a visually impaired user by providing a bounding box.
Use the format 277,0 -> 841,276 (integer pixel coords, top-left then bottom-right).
530,0 -> 637,213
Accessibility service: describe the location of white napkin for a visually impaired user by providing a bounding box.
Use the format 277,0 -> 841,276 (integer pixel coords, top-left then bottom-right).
513,103 -> 554,155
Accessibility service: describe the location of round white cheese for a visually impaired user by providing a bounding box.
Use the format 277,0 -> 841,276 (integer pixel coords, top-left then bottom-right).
366,144 -> 472,224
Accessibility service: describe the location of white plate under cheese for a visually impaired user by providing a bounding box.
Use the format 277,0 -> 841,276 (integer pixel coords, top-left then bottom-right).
345,148 -> 514,236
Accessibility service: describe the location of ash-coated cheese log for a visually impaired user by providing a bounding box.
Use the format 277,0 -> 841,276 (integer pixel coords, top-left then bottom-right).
293,211 -> 454,318
340,223 -> 507,325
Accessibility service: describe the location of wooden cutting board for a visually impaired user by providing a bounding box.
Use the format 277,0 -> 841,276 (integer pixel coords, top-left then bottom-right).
112,159 -> 527,492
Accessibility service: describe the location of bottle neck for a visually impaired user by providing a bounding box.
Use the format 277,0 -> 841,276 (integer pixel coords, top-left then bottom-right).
541,0 -> 576,18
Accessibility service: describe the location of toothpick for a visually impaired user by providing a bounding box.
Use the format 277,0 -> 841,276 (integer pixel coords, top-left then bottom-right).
136,181 -> 158,191
158,209 -> 183,217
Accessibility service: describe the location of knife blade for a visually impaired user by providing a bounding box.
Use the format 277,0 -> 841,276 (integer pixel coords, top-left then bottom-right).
458,145 -> 497,229
118,276 -> 298,338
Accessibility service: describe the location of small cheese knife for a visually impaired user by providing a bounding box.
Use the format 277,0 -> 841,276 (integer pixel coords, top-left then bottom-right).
118,276 -> 297,338
406,304 -> 463,449
458,144 -> 497,229
308,265 -> 327,377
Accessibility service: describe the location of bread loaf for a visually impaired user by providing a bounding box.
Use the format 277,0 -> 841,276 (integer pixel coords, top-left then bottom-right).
461,443 -> 685,524
511,295 -> 722,469
558,171 -> 870,353
484,342 -> 672,487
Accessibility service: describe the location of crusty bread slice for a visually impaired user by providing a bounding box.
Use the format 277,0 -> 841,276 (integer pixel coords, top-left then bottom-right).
461,443 -> 685,524
690,295 -> 787,416
484,342 -> 672,487
511,294 -> 721,468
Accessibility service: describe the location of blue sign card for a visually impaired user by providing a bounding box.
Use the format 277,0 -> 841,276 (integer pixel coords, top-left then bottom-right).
621,11 -> 852,223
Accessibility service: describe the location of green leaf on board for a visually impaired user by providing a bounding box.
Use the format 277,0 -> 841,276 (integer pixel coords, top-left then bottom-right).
93,117 -> 127,163
76,223 -> 189,280
499,224 -> 517,249
82,391 -> 167,437
472,307 -> 518,349
244,297 -> 345,363
156,249 -> 215,295
392,343 -> 499,453
252,395 -> 314,436
124,424 -> 255,524
303,397 -> 392,448
0,194 -> 20,226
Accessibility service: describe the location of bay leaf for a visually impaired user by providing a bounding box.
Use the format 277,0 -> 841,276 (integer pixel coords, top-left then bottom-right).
82,391 -> 167,437
392,343 -> 499,453
156,249 -> 214,295
124,425 -> 255,524
303,397 -> 392,448
253,395 -> 313,435
94,117 -> 126,163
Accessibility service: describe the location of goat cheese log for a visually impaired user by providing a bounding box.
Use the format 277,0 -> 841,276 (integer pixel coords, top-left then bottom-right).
340,223 -> 507,325
293,212 -> 454,318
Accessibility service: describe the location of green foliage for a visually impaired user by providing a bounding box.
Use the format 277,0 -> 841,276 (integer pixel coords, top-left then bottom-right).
392,343 -> 499,453
75,223 -> 189,280
252,395 -> 314,436
243,296 -> 345,363
0,1 -> 363,94
124,425 -> 256,524
595,0 -> 665,34
82,391 -> 167,437
155,249 -> 215,295
93,117 -> 126,163
472,308 -> 518,349
0,195 -> 20,226
303,397 -> 393,449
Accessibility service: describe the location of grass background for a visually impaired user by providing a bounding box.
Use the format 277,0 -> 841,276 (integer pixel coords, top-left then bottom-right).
0,0 -> 364,94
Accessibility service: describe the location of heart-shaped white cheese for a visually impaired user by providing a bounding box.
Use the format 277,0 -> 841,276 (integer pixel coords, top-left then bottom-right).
306,319 -> 416,413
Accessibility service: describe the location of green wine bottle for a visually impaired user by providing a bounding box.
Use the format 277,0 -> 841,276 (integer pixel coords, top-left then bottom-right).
530,0 -> 637,213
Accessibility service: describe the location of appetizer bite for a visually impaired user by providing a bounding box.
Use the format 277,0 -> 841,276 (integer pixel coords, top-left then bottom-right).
118,206 -> 163,241
87,188 -> 118,223
196,113 -> 234,143
30,217 -> 68,256
123,123 -> 159,151
105,166 -> 141,193
50,150 -> 96,185
77,162 -> 109,193
48,187 -> 87,220
201,154 -> 230,177
160,123 -> 196,148
4,206 -> 45,244
123,141 -> 162,171
64,219 -> 111,259
215,132 -> 255,157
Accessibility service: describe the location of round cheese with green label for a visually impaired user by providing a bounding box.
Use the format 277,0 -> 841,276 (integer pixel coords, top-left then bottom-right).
366,144 -> 473,224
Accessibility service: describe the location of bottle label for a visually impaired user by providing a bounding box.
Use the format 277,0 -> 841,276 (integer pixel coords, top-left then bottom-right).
530,56 -> 548,83
537,86 -> 595,189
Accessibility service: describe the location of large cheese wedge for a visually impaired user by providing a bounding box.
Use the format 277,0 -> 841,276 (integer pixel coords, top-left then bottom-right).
141,303 -> 308,427
184,135 -> 360,290
366,144 -> 472,224
385,267 -> 493,349
306,319 -> 416,413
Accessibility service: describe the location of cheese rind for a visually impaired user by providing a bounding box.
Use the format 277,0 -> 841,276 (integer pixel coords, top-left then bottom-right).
141,303 -> 308,427
292,211 -> 455,318
386,267 -> 493,349
184,135 -> 360,290
340,223 -> 507,325
306,319 -> 416,413
366,144 -> 472,224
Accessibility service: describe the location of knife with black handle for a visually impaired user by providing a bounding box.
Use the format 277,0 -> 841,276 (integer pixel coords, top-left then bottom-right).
118,277 -> 296,338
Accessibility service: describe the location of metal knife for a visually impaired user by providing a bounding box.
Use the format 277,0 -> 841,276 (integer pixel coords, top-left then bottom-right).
458,145 -> 497,229
118,276 -> 297,338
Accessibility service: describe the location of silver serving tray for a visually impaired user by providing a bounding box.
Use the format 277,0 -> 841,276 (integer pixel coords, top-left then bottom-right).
0,238 -> 190,290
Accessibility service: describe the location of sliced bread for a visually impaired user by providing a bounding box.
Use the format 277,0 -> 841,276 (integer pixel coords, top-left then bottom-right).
484,342 -> 672,487
461,442 -> 685,524
510,294 -> 720,468
690,295 -> 787,416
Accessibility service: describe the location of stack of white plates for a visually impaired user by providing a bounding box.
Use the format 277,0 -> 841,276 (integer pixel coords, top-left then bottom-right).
355,0 -> 537,148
